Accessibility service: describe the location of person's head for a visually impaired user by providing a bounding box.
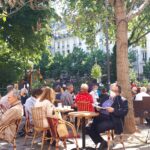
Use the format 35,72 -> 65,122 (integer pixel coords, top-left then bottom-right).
8,89 -> 20,105
31,88 -> 43,98
110,83 -> 121,98
20,87 -> 28,96
7,85 -> 14,93
39,87 -> 55,103
66,83 -> 74,93
140,87 -> 147,93
101,88 -> 107,94
92,84 -> 99,91
80,83 -> 89,93
54,85 -> 62,93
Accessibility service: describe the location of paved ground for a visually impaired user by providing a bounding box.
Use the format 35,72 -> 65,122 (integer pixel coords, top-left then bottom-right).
1,124 -> 150,150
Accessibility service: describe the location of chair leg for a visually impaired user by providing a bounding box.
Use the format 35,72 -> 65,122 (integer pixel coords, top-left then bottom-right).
107,131 -> 111,150
74,138 -> 79,150
63,139 -> 67,149
77,118 -> 81,132
41,131 -> 46,150
111,130 -> 114,140
13,138 -> 16,150
56,138 -> 59,150
31,130 -> 37,148
120,135 -> 125,150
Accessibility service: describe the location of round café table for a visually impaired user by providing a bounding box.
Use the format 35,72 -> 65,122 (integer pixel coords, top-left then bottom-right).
55,107 -> 74,120
55,107 -> 74,113
68,111 -> 99,150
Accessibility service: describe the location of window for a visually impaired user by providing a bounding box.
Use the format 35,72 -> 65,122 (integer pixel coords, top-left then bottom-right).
142,51 -> 147,61
79,41 -> 82,46
67,50 -> 70,53
57,42 -> 60,49
62,41 -> 65,49
62,50 -> 65,55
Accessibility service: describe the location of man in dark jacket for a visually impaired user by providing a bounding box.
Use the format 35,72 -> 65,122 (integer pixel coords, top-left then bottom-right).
86,83 -> 128,150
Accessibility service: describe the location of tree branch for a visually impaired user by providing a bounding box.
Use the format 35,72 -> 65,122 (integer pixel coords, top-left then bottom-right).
128,15 -> 147,42
129,30 -> 150,46
127,0 -> 150,21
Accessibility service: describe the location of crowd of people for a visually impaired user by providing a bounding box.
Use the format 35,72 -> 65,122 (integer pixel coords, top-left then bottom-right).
0,81 -> 149,149
131,82 -> 150,100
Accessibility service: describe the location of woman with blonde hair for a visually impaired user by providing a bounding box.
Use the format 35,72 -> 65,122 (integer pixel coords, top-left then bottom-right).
40,87 -> 56,104
35,87 -> 61,128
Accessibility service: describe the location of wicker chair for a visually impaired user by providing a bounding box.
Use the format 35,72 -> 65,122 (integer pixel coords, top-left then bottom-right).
0,118 -> 21,150
76,101 -> 94,131
24,110 -> 34,144
47,117 -> 79,150
31,107 -> 51,150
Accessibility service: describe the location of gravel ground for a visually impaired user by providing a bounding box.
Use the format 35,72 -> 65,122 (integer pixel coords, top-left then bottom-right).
1,124 -> 150,150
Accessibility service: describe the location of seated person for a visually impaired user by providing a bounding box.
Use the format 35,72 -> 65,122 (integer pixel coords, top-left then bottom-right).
20,87 -> 28,105
35,87 -> 61,128
54,85 -> 63,101
135,86 -> 150,101
0,85 -> 14,110
75,83 -> 94,112
90,84 -> 99,103
24,88 -> 43,124
0,89 -> 23,143
86,83 -> 128,150
60,83 -> 74,106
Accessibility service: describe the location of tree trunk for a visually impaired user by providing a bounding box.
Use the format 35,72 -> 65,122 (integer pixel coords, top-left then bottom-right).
114,0 -> 136,133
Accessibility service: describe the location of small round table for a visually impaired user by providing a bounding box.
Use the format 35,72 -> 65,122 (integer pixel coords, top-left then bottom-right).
68,111 -> 99,150
55,107 -> 74,113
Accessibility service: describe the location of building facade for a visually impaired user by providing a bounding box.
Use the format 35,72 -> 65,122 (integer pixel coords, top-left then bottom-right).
50,23 -> 150,75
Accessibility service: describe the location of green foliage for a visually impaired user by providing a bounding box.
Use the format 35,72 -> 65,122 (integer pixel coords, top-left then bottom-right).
128,50 -> 137,64
128,5 -> 150,47
35,49 -> 53,78
0,5 -> 58,85
143,61 -> 150,80
0,40 -> 23,85
91,63 -> 102,80
49,47 -> 106,80
63,0 -> 150,48
129,69 -> 137,82
141,78 -> 149,87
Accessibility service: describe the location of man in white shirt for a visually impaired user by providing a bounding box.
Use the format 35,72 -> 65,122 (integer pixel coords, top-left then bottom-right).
135,87 -> 150,101
24,89 -> 42,124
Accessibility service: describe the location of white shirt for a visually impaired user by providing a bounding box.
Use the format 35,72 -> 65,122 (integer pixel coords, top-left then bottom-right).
90,90 -> 99,103
24,96 -> 37,123
135,92 -> 150,101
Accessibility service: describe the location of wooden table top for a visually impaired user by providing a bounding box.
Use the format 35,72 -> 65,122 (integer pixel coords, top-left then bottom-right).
68,111 -> 99,118
55,107 -> 74,113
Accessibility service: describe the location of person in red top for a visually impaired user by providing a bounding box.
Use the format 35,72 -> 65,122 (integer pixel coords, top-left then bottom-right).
75,83 -> 94,112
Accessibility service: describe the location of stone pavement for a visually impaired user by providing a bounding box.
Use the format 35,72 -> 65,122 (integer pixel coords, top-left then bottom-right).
0,124 -> 150,150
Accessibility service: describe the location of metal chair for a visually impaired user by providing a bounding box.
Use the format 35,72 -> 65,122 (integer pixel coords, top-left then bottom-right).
0,118 -> 21,150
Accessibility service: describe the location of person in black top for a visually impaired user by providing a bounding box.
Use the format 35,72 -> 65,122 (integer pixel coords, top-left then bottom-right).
86,83 -> 128,150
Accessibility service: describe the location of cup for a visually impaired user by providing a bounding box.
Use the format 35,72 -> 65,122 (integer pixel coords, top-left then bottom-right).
58,103 -> 62,108
64,105 -> 68,109
67,106 -> 71,109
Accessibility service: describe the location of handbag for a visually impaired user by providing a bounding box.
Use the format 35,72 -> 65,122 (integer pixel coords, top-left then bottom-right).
57,120 -> 69,138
